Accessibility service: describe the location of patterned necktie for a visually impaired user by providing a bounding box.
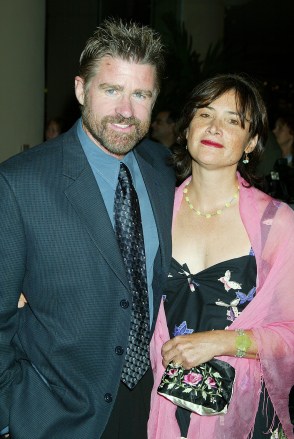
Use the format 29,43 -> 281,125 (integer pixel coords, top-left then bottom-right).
114,163 -> 150,389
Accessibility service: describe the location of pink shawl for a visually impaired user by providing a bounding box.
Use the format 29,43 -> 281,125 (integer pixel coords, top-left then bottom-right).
148,174 -> 294,439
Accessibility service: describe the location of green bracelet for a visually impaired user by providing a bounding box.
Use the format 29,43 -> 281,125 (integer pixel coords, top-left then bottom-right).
235,329 -> 252,358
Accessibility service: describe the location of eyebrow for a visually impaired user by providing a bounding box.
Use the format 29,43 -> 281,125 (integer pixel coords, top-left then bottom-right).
98,83 -> 154,98
99,83 -> 123,91
203,105 -> 240,117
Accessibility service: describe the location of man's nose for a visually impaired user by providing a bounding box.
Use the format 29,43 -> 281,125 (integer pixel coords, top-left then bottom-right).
115,95 -> 134,118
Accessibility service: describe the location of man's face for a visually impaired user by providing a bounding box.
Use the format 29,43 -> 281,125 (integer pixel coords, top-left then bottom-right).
75,56 -> 157,158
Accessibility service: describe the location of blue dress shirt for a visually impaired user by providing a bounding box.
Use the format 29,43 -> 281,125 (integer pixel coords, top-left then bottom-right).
77,119 -> 159,324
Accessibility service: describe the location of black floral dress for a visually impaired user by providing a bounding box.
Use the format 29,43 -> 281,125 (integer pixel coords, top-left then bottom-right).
163,250 -> 280,438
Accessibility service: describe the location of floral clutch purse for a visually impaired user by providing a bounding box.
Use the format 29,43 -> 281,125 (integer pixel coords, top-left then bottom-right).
157,358 -> 235,415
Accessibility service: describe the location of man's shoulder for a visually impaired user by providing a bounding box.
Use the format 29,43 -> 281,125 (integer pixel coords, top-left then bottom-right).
0,124 -> 78,175
136,137 -> 172,162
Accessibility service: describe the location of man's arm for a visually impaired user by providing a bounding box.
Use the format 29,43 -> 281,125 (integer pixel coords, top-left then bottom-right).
0,172 -> 26,429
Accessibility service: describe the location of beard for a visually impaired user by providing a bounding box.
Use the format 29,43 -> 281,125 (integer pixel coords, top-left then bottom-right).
81,99 -> 151,156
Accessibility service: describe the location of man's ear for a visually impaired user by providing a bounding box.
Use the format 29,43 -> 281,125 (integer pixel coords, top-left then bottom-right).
245,134 -> 258,154
75,76 -> 85,106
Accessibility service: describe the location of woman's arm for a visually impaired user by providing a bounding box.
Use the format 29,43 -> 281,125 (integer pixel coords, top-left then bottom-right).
161,329 -> 258,369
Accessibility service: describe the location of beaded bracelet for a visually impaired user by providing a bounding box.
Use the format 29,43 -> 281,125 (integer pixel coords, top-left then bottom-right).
235,329 -> 252,358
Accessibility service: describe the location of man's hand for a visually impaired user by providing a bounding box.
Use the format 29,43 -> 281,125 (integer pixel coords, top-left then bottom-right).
18,293 -> 27,308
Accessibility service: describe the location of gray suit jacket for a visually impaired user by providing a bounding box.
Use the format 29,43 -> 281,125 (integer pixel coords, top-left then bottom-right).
0,123 -> 175,438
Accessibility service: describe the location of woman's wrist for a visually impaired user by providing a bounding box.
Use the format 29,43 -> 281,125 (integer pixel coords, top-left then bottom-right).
235,329 -> 252,357
213,329 -> 258,359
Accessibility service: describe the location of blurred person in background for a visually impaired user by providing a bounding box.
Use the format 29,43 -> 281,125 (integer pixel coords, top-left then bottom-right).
45,116 -> 65,140
151,109 -> 179,149
273,110 -> 294,166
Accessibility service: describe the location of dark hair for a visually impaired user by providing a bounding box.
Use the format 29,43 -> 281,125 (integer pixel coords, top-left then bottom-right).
166,109 -> 181,125
46,117 -> 65,132
172,73 -> 269,186
275,109 -> 294,167
79,18 -> 165,92
275,110 -> 294,135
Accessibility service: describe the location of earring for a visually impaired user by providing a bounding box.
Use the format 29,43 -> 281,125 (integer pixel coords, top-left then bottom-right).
242,152 -> 249,164
185,144 -> 188,150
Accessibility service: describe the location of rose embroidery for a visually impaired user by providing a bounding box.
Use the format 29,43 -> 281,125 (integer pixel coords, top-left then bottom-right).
206,377 -> 217,387
183,372 -> 203,386
167,368 -> 179,377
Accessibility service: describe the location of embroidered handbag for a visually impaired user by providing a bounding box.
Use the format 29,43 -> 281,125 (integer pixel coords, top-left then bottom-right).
157,358 -> 235,415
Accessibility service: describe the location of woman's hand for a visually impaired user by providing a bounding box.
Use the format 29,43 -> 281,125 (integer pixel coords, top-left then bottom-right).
162,329 -> 258,369
18,293 -> 27,308
162,331 -> 224,369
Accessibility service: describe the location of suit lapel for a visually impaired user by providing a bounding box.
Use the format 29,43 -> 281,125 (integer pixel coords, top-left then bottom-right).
134,144 -> 173,283
61,127 -> 130,291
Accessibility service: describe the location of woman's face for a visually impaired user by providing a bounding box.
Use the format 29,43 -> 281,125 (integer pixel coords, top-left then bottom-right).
186,90 -> 257,171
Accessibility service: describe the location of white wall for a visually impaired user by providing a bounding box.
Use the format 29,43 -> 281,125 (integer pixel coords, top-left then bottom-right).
0,0 -> 45,163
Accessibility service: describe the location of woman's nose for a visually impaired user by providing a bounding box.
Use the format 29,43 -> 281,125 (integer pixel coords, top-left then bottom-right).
206,119 -> 221,134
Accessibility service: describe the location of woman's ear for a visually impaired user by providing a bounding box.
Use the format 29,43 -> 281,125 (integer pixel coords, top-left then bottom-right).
245,134 -> 258,154
75,76 -> 85,106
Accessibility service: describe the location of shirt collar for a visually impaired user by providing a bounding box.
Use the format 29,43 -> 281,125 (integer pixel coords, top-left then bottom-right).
77,118 -> 137,189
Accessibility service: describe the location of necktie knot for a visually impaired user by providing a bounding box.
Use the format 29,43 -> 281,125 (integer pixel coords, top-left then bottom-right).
118,162 -> 133,185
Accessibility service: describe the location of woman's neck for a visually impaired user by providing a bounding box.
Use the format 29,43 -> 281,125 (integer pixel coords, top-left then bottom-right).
187,167 -> 239,213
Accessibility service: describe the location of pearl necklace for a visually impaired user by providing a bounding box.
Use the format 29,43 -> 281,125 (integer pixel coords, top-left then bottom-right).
183,183 -> 240,218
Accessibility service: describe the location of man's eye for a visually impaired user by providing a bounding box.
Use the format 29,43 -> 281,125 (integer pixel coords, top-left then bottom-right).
133,92 -> 146,99
105,89 -> 117,95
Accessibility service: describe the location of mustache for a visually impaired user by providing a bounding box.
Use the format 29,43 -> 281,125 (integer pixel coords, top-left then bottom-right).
102,115 -> 140,127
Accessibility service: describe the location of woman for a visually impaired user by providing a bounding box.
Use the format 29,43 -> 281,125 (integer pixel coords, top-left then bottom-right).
148,74 -> 294,439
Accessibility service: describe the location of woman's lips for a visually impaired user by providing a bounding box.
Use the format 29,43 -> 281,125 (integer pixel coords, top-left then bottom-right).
201,139 -> 223,148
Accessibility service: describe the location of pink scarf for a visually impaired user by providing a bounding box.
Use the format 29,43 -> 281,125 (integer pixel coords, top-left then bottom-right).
148,174 -> 294,439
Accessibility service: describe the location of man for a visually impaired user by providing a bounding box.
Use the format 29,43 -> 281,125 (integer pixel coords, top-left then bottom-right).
0,19 -> 175,439
151,109 -> 179,148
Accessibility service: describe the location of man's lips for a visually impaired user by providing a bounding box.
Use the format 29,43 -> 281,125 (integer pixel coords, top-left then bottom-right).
111,123 -> 134,131
201,139 -> 223,148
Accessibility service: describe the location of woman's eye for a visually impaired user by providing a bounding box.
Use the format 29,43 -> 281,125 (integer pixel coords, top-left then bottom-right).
228,118 -> 239,125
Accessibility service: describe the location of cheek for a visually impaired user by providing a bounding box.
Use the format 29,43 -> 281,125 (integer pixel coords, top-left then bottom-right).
135,102 -> 153,122
88,95 -> 116,118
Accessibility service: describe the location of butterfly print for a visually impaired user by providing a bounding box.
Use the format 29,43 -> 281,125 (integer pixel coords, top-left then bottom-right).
218,270 -> 242,291
173,321 -> 194,337
227,306 -> 240,322
215,298 -> 241,322
215,298 -> 240,308
236,287 -> 256,304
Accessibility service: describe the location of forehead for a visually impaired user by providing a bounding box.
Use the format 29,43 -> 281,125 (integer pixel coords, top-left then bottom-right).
93,55 -> 157,90
198,89 -> 252,121
208,90 -> 238,108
